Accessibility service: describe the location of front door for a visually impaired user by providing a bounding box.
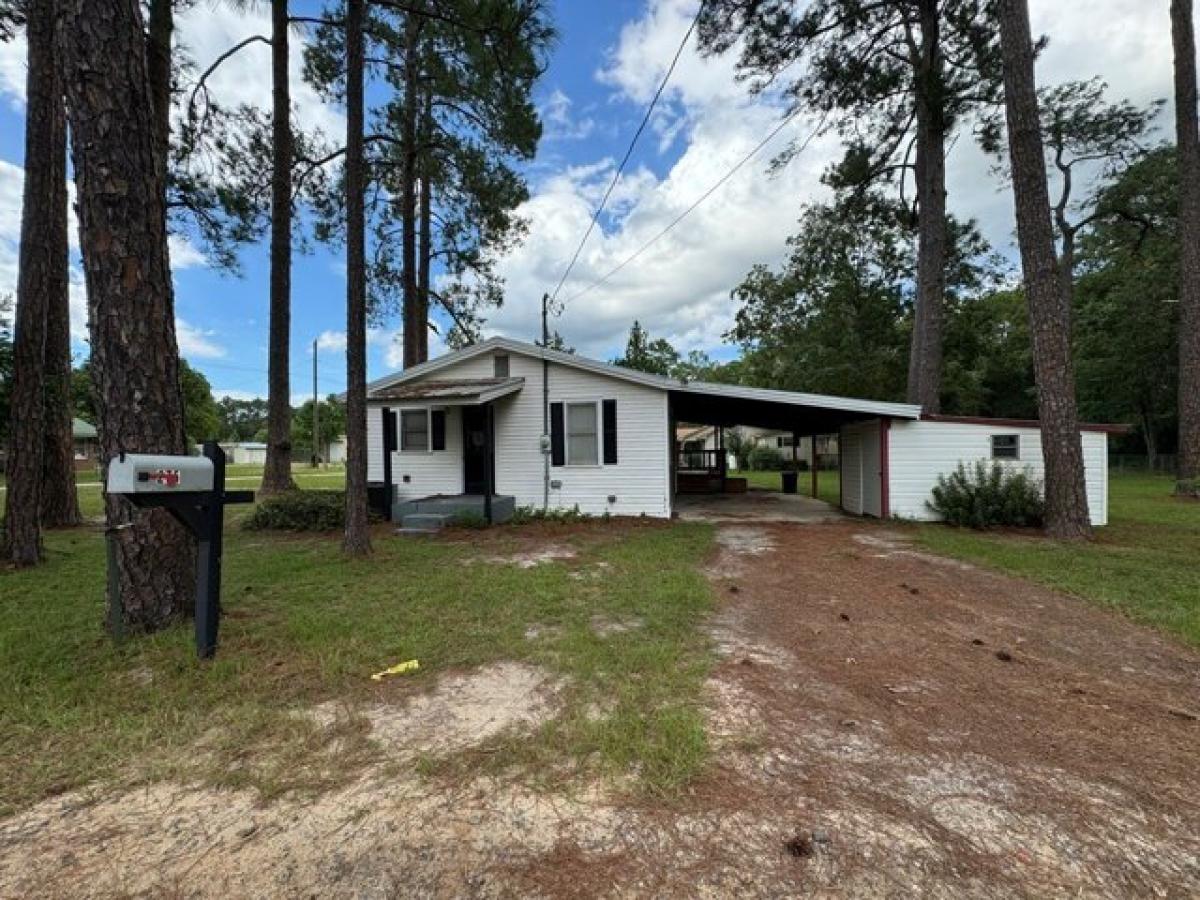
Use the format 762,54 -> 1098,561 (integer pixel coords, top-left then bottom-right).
462,405 -> 493,495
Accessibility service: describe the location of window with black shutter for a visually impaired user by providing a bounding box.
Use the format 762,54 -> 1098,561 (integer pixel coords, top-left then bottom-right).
431,410 -> 446,451
550,402 -> 565,466
602,399 -> 617,464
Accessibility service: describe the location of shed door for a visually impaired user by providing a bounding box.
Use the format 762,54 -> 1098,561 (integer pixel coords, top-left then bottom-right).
859,421 -> 882,518
840,428 -> 863,514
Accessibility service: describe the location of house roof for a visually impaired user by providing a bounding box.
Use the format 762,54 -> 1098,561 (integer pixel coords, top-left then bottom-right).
72,418 -> 97,439
920,414 -> 1131,434
369,376 -> 525,405
363,337 -> 923,425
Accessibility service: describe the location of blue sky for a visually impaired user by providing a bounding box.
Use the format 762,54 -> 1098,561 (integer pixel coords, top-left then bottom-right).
0,0 -> 1181,405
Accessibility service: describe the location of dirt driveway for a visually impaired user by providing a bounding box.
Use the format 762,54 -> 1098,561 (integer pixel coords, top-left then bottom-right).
2,522 -> 1198,898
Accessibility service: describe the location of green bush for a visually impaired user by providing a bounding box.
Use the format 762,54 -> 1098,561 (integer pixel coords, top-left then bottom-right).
1175,478 -> 1200,499
747,444 -> 785,471
243,490 -> 346,531
927,461 -> 1045,528
509,504 -> 588,525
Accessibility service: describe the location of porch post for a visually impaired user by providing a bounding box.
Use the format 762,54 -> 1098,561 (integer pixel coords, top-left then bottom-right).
811,435 -> 819,500
484,403 -> 494,524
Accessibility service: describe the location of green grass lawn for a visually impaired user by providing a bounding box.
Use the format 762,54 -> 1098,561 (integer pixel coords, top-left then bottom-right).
738,468 -> 842,506
0,501 -> 715,815
910,473 -> 1200,647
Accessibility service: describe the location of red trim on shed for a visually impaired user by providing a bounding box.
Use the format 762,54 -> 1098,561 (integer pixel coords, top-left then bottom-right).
920,413 -> 1130,434
880,418 -> 890,518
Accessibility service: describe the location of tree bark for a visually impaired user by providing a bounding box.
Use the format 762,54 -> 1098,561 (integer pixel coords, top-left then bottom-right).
40,78 -> 82,530
2,0 -> 59,565
906,0 -> 947,414
1171,0 -> 1200,489
417,86 -> 432,359
998,0 -> 1092,539
400,11 -> 422,368
60,0 -> 197,627
261,0 -> 296,496
146,0 -> 172,177
343,0 -> 372,556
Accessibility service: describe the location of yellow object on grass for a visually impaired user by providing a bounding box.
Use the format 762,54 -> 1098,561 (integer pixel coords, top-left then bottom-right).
371,659 -> 420,681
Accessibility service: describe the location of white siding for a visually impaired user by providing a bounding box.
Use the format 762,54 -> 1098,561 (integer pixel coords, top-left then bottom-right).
370,350 -> 672,517
887,420 -> 1109,526
366,405 -> 384,482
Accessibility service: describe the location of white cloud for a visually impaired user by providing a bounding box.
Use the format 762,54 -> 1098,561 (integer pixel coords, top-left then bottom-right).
0,32 -> 25,108
168,235 -> 208,270
541,88 -> 596,142
211,388 -> 264,402
475,0 -> 1185,362
316,330 -> 348,352
175,6 -> 343,140
176,318 -> 226,359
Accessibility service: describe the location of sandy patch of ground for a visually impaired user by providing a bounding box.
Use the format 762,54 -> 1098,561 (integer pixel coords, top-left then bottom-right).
308,662 -> 559,759
479,544 -> 576,568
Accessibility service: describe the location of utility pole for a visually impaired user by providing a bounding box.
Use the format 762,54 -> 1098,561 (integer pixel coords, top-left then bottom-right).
312,337 -> 320,467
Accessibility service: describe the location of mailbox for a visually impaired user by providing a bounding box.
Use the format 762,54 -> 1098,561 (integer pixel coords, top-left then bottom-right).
105,443 -> 253,659
107,454 -> 214,494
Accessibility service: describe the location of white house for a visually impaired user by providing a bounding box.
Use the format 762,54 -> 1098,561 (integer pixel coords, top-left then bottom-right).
363,337 -> 1119,526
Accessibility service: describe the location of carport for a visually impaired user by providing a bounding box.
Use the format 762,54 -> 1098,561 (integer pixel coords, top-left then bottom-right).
667,383 -> 922,513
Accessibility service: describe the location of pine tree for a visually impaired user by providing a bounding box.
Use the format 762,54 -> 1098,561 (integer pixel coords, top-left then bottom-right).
60,0 -> 198,625
997,0 -> 1091,539
698,0 -> 1001,413
1171,0 -> 1200,492
343,0 -> 372,556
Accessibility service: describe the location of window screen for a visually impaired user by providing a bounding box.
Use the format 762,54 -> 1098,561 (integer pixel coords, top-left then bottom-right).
400,410 -> 429,452
566,403 -> 598,465
991,434 -> 1020,460
494,354 -> 510,378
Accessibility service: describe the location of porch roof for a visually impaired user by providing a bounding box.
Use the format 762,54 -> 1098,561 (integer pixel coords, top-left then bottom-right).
369,376 -> 524,405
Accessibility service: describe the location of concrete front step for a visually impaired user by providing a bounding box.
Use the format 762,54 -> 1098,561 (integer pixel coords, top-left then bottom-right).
392,494 -> 516,525
401,512 -> 453,532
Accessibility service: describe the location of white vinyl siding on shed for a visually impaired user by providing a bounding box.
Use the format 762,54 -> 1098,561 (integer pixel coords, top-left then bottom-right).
887,419 -> 1109,526
367,352 -> 672,517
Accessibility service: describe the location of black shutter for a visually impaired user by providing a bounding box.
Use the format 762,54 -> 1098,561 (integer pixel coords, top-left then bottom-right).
602,399 -> 618,464
550,402 -> 565,466
431,409 -> 446,451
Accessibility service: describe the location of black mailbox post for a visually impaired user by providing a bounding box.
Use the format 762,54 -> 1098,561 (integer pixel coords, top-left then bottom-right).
106,441 -> 254,658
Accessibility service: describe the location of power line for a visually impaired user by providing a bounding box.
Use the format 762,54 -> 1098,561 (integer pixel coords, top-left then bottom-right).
547,1 -> 704,308
563,108 -> 826,306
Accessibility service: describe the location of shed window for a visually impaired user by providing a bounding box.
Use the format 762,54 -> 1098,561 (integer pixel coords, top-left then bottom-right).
566,402 -> 599,466
991,434 -> 1020,460
494,354 -> 510,378
400,410 -> 429,452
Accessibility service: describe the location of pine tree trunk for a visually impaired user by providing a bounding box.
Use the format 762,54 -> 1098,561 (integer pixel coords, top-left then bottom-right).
261,0 -> 296,495
343,0 -> 372,556
1171,0 -> 1200,490
146,0 -> 172,179
906,0 -> 947,414
401,11 -> 422,368
2,0 -> 58,565
60,0 -> 197,627
40,78 -> 82,530
417,88 -> 432,358
998,0 -> 1092,539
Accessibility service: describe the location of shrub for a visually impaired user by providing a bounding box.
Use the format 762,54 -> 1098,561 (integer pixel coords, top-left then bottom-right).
927,461 -> 1045,528
243,490 -> 346,531
1175,479 -> 1200,500
509,504 -> 588,525
747,444 -> 785,471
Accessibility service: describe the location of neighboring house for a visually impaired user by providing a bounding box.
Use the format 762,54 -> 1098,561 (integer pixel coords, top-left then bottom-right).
326,436 -> 347,464
72,418 -> 98,461
676,424 -> 737,472
192,441 -> 268,465
363,337 -> 1118,525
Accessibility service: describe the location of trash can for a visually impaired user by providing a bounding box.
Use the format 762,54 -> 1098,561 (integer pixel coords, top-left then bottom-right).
780,470 -> 798,494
